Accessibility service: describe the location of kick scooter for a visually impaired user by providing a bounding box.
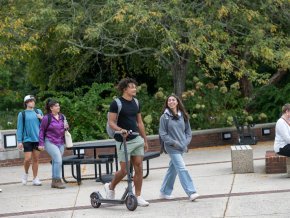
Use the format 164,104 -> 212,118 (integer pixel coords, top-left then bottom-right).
90,130 -> 138,211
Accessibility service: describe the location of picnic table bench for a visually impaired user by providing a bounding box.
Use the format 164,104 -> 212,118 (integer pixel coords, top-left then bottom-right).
62,141 -> 161,184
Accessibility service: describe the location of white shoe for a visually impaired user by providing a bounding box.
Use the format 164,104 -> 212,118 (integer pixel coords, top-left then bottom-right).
137,196 -> 149,207
104,183 -> 115,200
159,192 -> 175,200
189,193 -> 199,201
32,177 -> 42,186
0,189 -> 2,192
21,174 -> 28,185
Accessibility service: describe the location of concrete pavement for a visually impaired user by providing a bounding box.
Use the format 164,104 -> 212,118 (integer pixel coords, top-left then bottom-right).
1,141 -> 290,218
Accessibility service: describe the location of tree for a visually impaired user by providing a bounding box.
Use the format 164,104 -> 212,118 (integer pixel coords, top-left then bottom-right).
1,0 -> 289,96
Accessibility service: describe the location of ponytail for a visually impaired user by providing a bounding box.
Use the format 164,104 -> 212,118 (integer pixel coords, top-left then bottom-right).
45,99 -> 59,114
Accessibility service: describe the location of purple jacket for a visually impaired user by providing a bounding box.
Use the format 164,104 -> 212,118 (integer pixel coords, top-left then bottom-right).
39,114 -> 65,147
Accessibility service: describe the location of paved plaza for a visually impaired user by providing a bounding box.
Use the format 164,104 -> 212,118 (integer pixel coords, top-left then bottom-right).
1,141 -> 290,218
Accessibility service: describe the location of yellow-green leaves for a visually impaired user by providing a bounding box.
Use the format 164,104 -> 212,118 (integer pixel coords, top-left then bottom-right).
55,24 -> 72,37
84,25 -> 103,41
217,5 -> 229,19
261,47 -> 275,61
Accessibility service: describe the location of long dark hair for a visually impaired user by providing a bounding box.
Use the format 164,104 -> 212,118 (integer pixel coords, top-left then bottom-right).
45,99 -> 59,114
162,94 -> 189,121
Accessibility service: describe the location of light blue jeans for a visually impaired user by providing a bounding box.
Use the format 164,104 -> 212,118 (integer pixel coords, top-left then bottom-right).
160,153 -> 197,196
45,139 -> 64,179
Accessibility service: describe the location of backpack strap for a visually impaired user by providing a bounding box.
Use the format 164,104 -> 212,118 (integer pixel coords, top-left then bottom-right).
159,113 -> 170,154
47,114 -> 52,128
44,114 -> 52,138
164,114 -> 169,132
22,111 -> 26,142
34,108 -> 39,114
34,108 -> 42,123
133,98 -> 139,110
115,98 -> 122,117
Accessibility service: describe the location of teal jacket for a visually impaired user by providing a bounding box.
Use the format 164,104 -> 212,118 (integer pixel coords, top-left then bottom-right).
17,109 -> 43,143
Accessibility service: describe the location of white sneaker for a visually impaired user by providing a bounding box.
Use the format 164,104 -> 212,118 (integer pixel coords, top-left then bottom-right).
104,183 -> 115,200
160,192 -> 175,200
137,196 -> 149,207
21,174 -> 28,185
189,193 -> 199,201
32,177 -> 42,186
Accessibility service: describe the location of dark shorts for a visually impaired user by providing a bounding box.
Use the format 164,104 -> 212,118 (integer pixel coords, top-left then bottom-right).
278,144 -> 290,157
23,142 -> 39,152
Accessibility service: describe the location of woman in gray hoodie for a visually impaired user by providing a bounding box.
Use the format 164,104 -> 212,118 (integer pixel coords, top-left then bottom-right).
159,94 -> 199,201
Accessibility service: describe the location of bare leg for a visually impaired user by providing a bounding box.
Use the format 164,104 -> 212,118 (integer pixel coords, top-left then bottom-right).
131,156 -> 143,196
109,161 -> 128,190
31,150 -> 40,178
24,152 -> 32,174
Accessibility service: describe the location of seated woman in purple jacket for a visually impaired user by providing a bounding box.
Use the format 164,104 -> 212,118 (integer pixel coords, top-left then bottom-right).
39,99 -> 69,189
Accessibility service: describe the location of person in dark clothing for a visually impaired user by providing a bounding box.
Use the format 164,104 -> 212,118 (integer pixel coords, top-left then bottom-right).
104,78 -> 149,207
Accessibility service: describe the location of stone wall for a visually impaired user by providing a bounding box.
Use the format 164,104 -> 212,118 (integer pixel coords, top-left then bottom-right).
0,123 -> 276,167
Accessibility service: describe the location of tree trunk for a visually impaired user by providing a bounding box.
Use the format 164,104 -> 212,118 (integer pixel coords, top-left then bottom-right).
269,69 -> 288,85
171,52 -> 189,97
239,75 -> 253,97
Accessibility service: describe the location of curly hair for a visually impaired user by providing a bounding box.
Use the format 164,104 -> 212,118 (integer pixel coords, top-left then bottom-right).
117,78 -> 138,93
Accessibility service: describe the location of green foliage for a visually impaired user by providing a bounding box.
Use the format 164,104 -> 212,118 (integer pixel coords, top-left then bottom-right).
168,78 -> 253,129
3,0 -> 289,94
37,83 -> 114,141
136,84 -> 166,134
0,0 -> 289,139
248,84 -> 290,121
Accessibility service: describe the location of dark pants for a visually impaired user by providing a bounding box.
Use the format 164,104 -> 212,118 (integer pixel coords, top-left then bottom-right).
277,144 -> 290,157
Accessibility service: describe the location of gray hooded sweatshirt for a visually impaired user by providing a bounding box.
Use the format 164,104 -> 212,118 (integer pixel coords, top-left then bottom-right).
159,109 -> 192,154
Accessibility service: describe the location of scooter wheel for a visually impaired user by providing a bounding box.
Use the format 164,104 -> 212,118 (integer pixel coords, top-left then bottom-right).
125,195 -> 138,211
90,192 -> 101,208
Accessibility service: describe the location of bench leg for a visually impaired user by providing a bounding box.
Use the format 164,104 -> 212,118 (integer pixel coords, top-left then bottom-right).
105,163 -> 110,174
143,160 -> 150,179
130,164 -> 133,177
115,157 -> 119,171
76,163 -> 82,185
62,164 -> 69,183
98,163 -> 104,183
130,161 -> 150,179
62,163 -> 79,183
94,163 -> 98,179
71,164 -> 78,180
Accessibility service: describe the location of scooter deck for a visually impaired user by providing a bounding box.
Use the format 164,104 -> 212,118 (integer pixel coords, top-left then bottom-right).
96,191 -> 125,204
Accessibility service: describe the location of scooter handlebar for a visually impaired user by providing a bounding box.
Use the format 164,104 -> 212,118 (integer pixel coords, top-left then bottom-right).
115,130 -> 139,136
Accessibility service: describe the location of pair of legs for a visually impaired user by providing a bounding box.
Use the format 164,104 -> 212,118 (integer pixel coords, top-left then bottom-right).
160,153 -> 197,197
109,136 -> 145,196
110,156 -> 143,196
278,144 -> 290,157
45,140 -> 64,179
23,142 -> 40,179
